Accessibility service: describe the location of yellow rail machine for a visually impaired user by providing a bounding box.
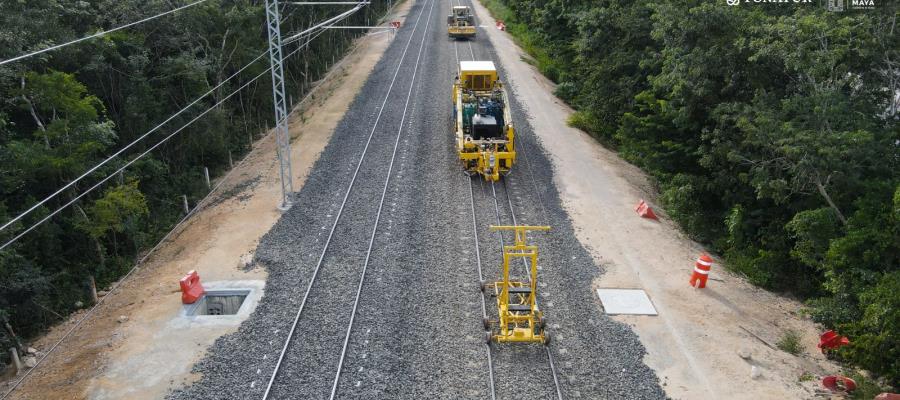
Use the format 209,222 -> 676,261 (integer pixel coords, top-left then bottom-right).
447,6 -> 476,39
482,225 -> 550,344
452,61 -> 515,181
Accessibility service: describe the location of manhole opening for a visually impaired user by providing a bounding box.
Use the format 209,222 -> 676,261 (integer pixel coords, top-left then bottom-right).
189,290 -> 250,316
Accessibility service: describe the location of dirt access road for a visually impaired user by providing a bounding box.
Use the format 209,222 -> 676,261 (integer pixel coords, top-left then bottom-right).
470,1 -> 841,399
2,3 -> 412,399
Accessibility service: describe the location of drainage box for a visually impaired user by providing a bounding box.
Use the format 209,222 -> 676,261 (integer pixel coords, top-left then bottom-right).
186,289 -> 250,316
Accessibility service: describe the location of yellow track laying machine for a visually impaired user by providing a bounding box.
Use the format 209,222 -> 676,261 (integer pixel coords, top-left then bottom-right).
452,61 -> 515,181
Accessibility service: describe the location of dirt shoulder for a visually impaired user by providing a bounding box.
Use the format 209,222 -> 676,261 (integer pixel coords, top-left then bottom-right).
3,3 -> 412,399
470,1 -> 841,399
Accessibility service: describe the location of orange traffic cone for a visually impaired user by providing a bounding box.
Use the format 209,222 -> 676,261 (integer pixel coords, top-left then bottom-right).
634,200 -> 658,220
690,254 -> 713,288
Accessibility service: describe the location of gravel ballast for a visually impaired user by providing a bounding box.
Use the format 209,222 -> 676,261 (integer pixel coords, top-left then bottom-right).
169,0 -> 665,398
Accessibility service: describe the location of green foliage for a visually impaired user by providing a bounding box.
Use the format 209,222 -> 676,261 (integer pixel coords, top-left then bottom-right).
847,370 -> 891,400
839,271 -> 900,384
0,0 -> 397,365
798,372 -> 814,382
489,0 -> 899,385
786,208 -> 841,267
77,181 -> 148,240
777,329 -> 803,355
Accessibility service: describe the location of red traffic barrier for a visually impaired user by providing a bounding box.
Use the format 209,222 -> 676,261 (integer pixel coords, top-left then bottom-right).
496,20 -> 506,31
822,375 -> 857,393
818,330 -> 850,352
180,270 -> 205,304
390,21 -> 401,29
634,199 -> 658,220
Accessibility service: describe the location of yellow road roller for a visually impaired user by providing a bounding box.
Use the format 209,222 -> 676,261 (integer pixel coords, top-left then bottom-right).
482,225 -> 550,344
452,61 -> 515,181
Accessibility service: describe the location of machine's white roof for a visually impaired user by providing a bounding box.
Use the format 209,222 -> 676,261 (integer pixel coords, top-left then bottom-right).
460,61 -> 496,72
452,5 -> 469,9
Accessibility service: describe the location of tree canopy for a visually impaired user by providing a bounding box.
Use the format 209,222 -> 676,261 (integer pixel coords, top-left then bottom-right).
0,0 -> 394,369
484,0 -> 899,386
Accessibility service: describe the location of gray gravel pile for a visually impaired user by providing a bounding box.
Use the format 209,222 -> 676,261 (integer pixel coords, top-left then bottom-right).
170,0 -> 665,398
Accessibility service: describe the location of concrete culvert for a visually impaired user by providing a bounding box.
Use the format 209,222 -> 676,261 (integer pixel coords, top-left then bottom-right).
188,290 -> 250,316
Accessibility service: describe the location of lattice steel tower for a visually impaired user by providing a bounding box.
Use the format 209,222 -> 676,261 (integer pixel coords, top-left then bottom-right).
265,0 -> 294,210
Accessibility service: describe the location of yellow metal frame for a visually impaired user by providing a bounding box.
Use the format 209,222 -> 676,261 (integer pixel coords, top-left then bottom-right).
448,25 -> 476,38
452,66 -> 516,181
484,225 -> 550,344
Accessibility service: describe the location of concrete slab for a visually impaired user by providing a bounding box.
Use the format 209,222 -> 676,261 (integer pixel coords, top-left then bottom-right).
87,280 -> 264,400
174,280 -> 263,326
596,288 -> 658,316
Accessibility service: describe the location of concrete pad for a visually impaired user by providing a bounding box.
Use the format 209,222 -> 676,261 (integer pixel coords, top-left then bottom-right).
174,280 -> 263,326
87,280 -> 264,400
596,288 -> 658,315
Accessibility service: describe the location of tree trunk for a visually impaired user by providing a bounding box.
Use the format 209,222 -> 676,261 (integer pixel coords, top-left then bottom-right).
2,317 -> 24,354
88,275 -> 99,304
75,205 -> 106,283
815,179 -> 848,225
20,77 -> 49,149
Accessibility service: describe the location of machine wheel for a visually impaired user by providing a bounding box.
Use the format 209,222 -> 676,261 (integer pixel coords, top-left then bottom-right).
480,280 -> 491,294
485,331 -> 494,344
538,316 -> 547,329
543,331 -> 551,345
482,317 -> 491,330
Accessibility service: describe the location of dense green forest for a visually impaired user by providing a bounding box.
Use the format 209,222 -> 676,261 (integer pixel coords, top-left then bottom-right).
484,0 -> 899,386
0,0 -> 394,368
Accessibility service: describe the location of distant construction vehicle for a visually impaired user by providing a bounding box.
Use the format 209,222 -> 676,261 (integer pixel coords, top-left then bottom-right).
452,61 -> 515,181
482,225 -> 551,344
447,6 -> 476,39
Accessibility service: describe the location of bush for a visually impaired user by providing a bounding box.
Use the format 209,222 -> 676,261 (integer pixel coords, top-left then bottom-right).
838,271 -> 900,386
777,329 -> 803,355
485,0 -> 899,385
554,82 -> 577,104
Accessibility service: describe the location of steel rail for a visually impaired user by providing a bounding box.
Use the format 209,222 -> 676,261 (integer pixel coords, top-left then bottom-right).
261,0 -> 433,397
455,14 -> 498,400
463,14 -> 565,399
501,179 -> 564,400
328,0 -> 437,397
0,16 -> 345,400
466,177 -> 499,400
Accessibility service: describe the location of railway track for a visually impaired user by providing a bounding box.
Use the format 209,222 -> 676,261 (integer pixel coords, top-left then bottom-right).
262,0 -> 437,397
173,0 -> 666,399
454,7 -> 564,398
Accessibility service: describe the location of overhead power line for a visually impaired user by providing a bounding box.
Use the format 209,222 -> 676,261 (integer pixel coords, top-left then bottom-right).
0,50 -> 265,234
0,0 -> 209,67
0,18 -> 334,235
0,15 -> 357,396
283,2 -> 367,44
0,4 -> 364,253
